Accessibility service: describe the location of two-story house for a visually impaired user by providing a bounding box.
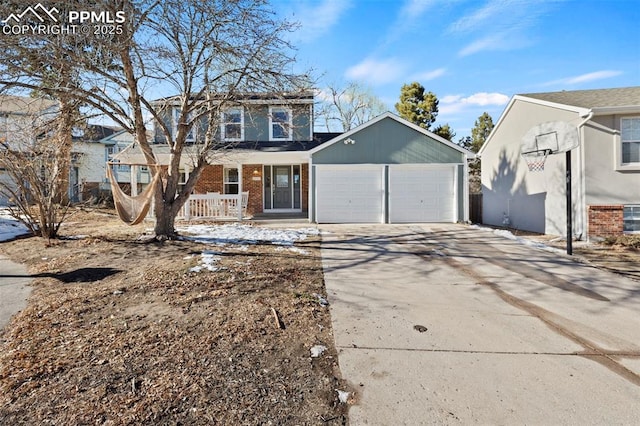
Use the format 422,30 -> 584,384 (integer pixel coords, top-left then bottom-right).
114,91 -> 473,223
480,86 -> 640,239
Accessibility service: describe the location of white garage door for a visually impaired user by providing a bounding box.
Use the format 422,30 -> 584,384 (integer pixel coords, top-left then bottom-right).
389,165 -> 456,223
315,165 -> 384,223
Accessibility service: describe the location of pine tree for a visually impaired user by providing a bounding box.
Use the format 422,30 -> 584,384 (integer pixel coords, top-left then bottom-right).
395,82 -> 438,130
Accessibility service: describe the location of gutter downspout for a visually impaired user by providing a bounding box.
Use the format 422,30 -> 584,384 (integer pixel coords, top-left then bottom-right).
576,110 -> 594,241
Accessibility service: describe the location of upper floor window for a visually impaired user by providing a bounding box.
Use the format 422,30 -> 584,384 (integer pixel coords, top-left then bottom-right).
621,117 -> 640,164
269,106 -> 292,141
173,108 -> 195,143
221,107 -> 243,141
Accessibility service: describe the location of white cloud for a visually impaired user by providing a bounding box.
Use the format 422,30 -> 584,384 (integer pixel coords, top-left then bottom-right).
449,0 -> 543,34
290,0 -> 353,42
542,70 -> 624,86
345,58 -> 406,86
458,31 -> 532,57
440,92 -> 510,115
398,0 -> 438,21
411,68 -> 447,81
450,0 -> 553,56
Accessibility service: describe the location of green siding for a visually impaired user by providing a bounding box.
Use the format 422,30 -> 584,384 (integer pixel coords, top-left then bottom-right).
312,117 -> 464,164
158,104 -> 312,143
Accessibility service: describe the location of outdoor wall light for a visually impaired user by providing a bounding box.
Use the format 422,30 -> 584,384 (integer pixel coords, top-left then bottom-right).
343,138 -> 355,145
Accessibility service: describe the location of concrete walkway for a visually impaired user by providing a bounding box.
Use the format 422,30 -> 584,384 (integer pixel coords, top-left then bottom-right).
0,254 -> 32,331
320,224 -> 640,425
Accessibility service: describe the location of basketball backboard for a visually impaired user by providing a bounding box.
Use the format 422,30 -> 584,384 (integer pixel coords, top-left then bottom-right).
521,121 -> 580,155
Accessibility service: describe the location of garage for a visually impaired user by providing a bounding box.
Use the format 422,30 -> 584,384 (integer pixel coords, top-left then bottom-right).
309,112 -> 472,224
315,165 -> 384,223
389,164 -> 456,223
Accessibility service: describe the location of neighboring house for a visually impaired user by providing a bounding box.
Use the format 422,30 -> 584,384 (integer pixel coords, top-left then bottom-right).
480,86 -> 640,239
117,92 -> 473,223
71,125 -> 146,202
0,95 -> 58,205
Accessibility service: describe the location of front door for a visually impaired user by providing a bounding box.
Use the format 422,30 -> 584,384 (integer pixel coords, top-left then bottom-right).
273,166 -> 292,208
263,165 -> 301,211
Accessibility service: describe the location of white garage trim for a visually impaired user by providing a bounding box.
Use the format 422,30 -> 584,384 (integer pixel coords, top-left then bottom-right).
389,164 -> 457,223
315,165 -> 385,223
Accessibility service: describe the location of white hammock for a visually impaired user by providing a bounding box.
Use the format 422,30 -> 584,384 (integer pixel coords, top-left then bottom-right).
106,164 -> 162,225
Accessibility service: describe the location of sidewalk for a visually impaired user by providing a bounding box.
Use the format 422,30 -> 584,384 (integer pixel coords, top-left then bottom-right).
0,254 -> 32,331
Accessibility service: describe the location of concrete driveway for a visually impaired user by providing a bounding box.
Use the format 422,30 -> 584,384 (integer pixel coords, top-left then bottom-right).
320,224 -> 640,425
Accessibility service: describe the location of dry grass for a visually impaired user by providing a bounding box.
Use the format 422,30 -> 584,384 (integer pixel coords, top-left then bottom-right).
0,209 -> 350,425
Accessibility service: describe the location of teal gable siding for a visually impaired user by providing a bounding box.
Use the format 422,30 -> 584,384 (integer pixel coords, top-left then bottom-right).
155,103 -> 312,143
312,117 -> 463,164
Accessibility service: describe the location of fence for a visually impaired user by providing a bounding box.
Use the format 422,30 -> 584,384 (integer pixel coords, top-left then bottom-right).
177,192 -> 248,220
469,193 -> 482,224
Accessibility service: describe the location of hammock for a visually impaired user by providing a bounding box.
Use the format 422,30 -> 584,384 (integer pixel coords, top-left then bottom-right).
106,164 -> 162,225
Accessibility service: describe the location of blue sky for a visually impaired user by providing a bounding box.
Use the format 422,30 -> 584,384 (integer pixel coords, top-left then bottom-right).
276,0 -> 640,138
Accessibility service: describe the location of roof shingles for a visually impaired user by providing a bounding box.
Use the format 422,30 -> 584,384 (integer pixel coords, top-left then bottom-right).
520,86 -> 640,109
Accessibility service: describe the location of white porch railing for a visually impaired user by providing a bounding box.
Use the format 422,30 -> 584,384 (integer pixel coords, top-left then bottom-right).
177,192 -> 248,220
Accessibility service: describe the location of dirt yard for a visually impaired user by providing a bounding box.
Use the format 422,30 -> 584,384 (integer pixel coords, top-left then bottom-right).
0,209 -> 350,425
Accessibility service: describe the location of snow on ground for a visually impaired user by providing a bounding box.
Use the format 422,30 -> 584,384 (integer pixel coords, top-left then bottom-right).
179,223 -> 320,246
0,209 -> 30,242
179,223 -> 320,272
189,250 -> 222,273
471,224 -> 564,254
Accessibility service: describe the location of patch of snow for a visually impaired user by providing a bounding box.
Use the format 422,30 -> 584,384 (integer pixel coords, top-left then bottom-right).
0,209 -> 30,242
189,250 -> 222,273
179,223 -> 319,246
310,345 -> 327,358
64,234 -> 88,240
276,245 -> 309,255
492,228 -> 564,254
336,389 -> 350,404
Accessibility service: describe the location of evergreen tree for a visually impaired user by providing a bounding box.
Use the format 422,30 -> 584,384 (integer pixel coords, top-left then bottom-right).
395,82 -> 438,130
433,123 -> 455,141
470,112 -> 494,153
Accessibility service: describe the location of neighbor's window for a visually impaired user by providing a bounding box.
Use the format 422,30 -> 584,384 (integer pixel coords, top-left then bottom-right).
224,167 -> 239,194
621,117 -> 640,164
269,106 -> 292,140
624,205 -> 640,233
221,107 -> 243,141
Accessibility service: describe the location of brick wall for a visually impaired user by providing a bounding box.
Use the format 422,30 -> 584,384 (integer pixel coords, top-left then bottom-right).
194,165 -> 223,194
588,205 -> 624,238
242,164 -> 264,215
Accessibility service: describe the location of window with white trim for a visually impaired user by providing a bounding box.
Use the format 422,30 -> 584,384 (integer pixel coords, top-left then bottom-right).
221,107 -> 243,141
179,170 -> 188,192
224,167 -> 239,194
621,117 -> 640,164
173,108 -> 196,143
624,205 -> 640,233
269,106 -> 292,141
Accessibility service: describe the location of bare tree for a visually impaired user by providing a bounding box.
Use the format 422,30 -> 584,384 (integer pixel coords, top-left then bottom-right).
316,82 -> 387,132
0,0 -> 310,239
0,98 -> 75,239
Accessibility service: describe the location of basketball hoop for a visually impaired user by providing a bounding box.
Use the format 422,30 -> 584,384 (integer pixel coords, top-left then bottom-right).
522,149 -> 551,172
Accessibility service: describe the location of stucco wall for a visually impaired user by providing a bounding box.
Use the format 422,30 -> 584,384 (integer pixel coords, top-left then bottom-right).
481,99 -> 583,236
583,116 -> 640,205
